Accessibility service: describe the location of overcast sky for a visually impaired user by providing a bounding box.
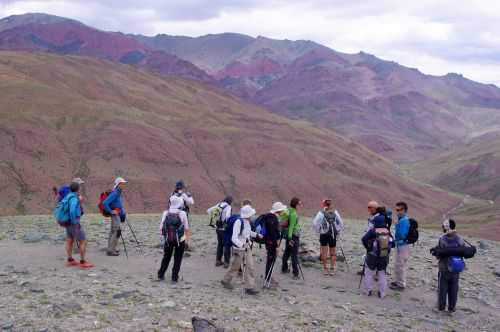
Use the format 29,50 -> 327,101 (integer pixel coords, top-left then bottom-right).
1,0 -> 500,85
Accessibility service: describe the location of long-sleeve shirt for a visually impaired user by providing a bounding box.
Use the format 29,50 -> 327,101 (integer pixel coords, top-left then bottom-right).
103,188 -> 126,218
312,209 -> 344,235
395,214 -> 410,246
68,193 -> 82,224
232,218 -> 257,250
287,208 -> 300,239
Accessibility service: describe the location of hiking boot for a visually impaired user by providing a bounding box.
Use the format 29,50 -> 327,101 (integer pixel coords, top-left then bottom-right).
157,276 -> 165,282
223,263 -> 229,269
66,258 -> 80,267
357,270 -> 364,276
79,261 -> 94,269
220,280 -> 234,290
378,291 -> 384,299
215,261 -> 224,267
292,275 -> 300,280
107,251 -> 120,256
282,268 -> 290,274
245,288 -> 259,295
367,291 -> 373,297
389,284 -> 405,291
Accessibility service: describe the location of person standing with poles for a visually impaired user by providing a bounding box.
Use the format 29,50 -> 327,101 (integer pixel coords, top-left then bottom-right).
281,197 -> 302,280
157,195 -> 191,283
312,199 -> 344,276
103,177 -> 128,256
221,205 -> 262,296
261,202 -> 287,289
207,196 -> 233,267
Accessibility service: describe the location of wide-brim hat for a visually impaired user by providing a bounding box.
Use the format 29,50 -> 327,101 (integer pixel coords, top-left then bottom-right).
72,177 -> 85,184
240,205 -> 256,219
270,202 -> 287,213
114,177 -> 128,188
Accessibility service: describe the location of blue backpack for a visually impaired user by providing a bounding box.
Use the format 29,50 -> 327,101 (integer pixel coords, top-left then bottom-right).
54,192 -> 77,227
224,215 -> 243,246
253,215 -> 267,244
447,235 -> 466,273
57,186 -> 71,202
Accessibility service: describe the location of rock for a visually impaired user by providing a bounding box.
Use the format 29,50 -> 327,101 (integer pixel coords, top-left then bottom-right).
177,320 -> 193,329
30,288 -> 45,293
192,316 -> 224,332
113,290 -> 137,299
161,301 -> 176,309
22,232 -> 48,243
493,269 -> 500,278
1,323 -> 13,330
53,233 -> 67,242
479,241 -> 489,250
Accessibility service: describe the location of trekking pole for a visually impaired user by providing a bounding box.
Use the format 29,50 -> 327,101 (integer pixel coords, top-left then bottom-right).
264,257 -> 276,289
339,240 -> 350,271
120,233 -> 129,259
241,249 -> 247,300
125,220 -> 143,253
297,259 -> 306,281
358,259 -> 366,289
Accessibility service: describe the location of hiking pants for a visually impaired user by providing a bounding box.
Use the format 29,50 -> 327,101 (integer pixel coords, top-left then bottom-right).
265,243 -> 277,283
438,271 -> 460,311
394,244 -> 410,287
282,236 -> 299,276
107,214 -> 121,253
158,241 -> 185,282
216,230 -> 231,264
364,255 -> 389,297
224,248 -> 256,289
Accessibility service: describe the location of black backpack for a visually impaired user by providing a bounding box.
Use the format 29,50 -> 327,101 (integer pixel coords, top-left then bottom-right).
321,211 -> 338,236
162,213 -> 184,246
406,218 -> 419,244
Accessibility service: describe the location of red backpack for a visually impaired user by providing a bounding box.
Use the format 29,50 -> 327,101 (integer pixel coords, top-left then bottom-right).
98,191 -> 112,217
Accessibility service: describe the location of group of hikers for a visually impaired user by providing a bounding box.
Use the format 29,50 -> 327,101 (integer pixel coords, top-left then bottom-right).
53,177 -> 475,314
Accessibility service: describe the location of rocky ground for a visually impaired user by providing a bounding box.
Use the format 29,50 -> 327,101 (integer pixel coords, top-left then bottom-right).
0,214 -> 499,332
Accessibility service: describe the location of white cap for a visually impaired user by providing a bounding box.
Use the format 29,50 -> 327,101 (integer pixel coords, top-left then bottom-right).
240,205 -> 256,219
114,177 -> 128,188
72,177 -> 85,184
169,195 -> 184,210
270,202 -> 287,214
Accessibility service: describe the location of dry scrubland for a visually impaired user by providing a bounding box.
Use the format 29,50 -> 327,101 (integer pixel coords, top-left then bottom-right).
1,214 -> 499,331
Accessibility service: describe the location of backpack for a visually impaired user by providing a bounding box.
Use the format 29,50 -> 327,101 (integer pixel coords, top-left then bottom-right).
57,186 -> 71,203
280,209 -> 290,229
320,211 -> 338,236
98,190 -> 112,217
209,204 -> 227,229
375,229 -> 391,257
253,215 -> 267,244
224,216 -> 245,247
161,213 -> 184,246
54,192 -> 77,227
448,256 -> 465,273
406,218 -> 419,244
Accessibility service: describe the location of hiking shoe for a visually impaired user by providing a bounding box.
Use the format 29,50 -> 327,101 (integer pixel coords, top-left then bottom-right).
292,275 -> 300,280
323,270 -> 329,276
357,270 -> 364,276
215,261 -> 224,267
389,284 -> 405,291
282,268 -> 290,274
66,258 -> 80,267
378,291 -> 384,299
79,261 -> 94,269
220,280 -> 234,290
157,276 -> 165,282
107,251 -> 120,256
245,288 -> 259,295
367,291 -> 373,297
223,263 -> 229,269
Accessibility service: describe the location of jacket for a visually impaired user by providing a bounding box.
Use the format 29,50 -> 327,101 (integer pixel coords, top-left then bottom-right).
438,231 -> 464,272
395,214 -> 410,246
312,209 -> 344,235
103,188 -> 126,219
170,191 -> 194,211
287,208 -> 300,240
231,218 -> 257,250
68,192 -> 82,224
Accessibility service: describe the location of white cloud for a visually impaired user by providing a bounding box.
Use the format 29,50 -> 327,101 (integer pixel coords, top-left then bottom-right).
1,0 -> 500,85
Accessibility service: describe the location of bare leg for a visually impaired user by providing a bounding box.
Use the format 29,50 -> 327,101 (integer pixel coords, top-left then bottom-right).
321,246 -> 329,274
330,247 -> 337,273
79,240 -> 87,262
66,238 -> 74,259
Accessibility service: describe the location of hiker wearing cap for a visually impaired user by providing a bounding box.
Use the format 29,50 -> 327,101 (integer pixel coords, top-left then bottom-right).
281,197 -> 302,279
65,182 -> 93,268
312,199 -> 344,275
170,180 -> 194,216
390,201 -> 411,291
207,196 -> 233,267
260,202 -> 287,288
103,177 -> 128,256
361,215 -> 394,298
435,219 -> 464,313
221,204 -> 262,295
157,195 -> 191,283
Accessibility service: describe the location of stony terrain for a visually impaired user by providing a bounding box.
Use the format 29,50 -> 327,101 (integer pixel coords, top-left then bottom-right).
1,214 -> 499,332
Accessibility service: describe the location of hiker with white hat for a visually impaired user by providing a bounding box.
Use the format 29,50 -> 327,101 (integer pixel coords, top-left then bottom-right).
221,204 -> 262,295
261,202 -> 288,288
102,177 -> 128,256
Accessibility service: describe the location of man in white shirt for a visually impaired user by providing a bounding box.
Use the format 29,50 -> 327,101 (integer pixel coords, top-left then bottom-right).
221,204 -> 262,295
207,196 -> 233,267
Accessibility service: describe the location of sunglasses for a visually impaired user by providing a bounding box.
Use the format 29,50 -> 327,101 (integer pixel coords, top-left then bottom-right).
395,208 -> 404,212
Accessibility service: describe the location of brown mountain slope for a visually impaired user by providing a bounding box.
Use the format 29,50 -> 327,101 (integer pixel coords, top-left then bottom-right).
0,52 -> 458,219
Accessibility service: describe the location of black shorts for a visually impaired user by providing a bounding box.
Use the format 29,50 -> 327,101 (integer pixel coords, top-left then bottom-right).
319,233 -> 336,248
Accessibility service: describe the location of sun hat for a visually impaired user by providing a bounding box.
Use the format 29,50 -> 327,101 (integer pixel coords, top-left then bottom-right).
114,177 -> 128,189
270,202 -> 287,214
71,177 -> 85,184
240,205 -> 256,219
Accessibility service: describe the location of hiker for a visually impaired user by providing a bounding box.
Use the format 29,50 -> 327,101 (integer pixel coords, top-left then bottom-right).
260,202 -> 287,288
170,180 -> 194,216
390,201 -> 410,291
221,204 -> 262,295
64,182 -> 93,268
207,196 -> 233,267
312,199 -> 344,275
157,195 -> 191,283
103,177 -> 128,256
436,219 -> 465,313
281,197 -> 302,279
361,215 -> 394,298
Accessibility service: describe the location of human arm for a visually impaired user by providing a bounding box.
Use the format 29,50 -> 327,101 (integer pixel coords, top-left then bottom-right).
231,219 -> 244,248
183,193 -> 194,206
312,211 -> 323,234
222,205 -> 232,222
103,191 -> 117,215
287,210 -> 297,240
159,211 -> 168,235
335,210 -> 344,233
69,196 -> 81,223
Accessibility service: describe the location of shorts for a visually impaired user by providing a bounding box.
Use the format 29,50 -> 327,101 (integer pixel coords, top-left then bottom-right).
66,223 -> 86,241
319,233 -> 336,248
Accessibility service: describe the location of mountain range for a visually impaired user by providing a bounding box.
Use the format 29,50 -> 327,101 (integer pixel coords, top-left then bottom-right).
0,13 -> 499,227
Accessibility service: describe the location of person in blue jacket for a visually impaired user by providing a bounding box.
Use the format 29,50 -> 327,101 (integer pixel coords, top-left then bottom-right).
103,177 -> 128,256
65,182 -> 93,268
390,201 -> 410,290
